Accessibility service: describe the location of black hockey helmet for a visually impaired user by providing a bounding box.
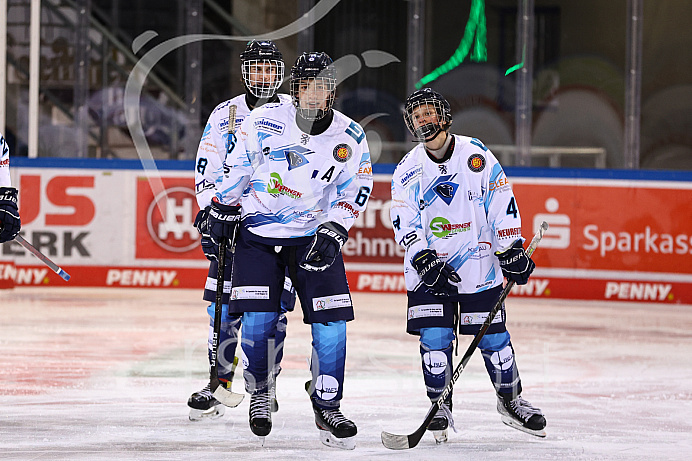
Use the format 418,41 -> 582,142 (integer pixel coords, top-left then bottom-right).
403,88 -> 453,142
240,40 -> 285,99
290,52 -> 337,121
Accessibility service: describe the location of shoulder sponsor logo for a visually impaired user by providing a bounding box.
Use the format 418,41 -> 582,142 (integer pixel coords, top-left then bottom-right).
0,158 -> 9,167
254,117 -> 285,135
489,173 -> 510,192
467,153 -> 486,172
333,143 -> 352,163
407,304 -> 444,320
231,286 -> 270,300
313,294 -> 352,311
497,227 -> 522,240
400,165 -> 423,187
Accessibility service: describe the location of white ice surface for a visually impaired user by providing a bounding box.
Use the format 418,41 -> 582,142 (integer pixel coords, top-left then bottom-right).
1,288 -> 691,460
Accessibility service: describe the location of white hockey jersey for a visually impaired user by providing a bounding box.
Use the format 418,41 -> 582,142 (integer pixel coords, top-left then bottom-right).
216,103 -> 373,239
0,132 -> 11,187
194,94 -> 292,209
390,135 -> 525,294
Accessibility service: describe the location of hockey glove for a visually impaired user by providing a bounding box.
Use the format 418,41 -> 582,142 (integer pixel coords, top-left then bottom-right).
299,222 -> 348,272
193,206 -> 217,262
411,249 -> 461,296
495,239 -> 535,285
208,199 -> 241,256
0,187 -> 21,243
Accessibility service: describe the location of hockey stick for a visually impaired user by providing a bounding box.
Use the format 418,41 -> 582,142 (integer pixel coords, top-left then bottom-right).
14,235 -> 71,281
381,221 -> 549,450
210,235 -> 244,407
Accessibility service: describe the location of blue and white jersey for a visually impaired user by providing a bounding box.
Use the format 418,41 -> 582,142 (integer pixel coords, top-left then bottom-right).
390,135 -> 525,294
0,132 -> 11,187
194,94 -> 291,209
216,103 -> 373,239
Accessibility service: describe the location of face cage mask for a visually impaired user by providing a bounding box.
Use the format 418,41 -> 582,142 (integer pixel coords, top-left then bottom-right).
404,98 -> 450,142
242,59 -> 285,99
290,77 -> 336,121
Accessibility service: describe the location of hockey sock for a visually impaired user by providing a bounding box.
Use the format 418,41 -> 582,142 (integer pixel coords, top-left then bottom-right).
309,320 -> 347,409
206,303 -> 241,382
479,332 -> 523,398
419,327 -> 454,400
241,311 -> 280,393
271,313 -> 288,379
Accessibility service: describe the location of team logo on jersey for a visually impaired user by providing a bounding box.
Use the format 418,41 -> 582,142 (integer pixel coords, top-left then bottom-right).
467,153 -> 486,172
333,143 -> 352,163
430,217 -> 471,238
284,149 -> 308,170
439,164 -> 448,174
267,173 -> 303,199
434,182 -> 458,205
300,133 -> 310,145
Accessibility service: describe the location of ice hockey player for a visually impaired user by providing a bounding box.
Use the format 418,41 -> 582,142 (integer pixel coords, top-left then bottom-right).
389,88 -> 546,443
190,40 -> 295,421
208,52 -> 372,449
0,131 -> 21,244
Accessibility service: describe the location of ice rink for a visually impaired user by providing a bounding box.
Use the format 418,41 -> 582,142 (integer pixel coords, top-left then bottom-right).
1,287 -> 690,460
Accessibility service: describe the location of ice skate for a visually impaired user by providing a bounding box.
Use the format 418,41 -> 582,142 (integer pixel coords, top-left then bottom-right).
427,395 -> 454,444
249,392 -> 272,441
497,394 -> 547,437
187,383 -> 225,421
312,403 -> 357,450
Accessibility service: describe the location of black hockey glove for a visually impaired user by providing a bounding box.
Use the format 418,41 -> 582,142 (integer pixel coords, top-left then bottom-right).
299,222 -> 348,272
0,187 -> 21,243
193,206 -> 217,262
411,249 -> 461,296
495,239 -> 535,285
208,200 -> 241,257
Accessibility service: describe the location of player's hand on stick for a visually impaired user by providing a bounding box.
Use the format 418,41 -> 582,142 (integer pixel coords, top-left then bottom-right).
495,239 -> 535,285
0,187 -> 21,243
194,206 -> 217,261
411,249 -> 461,296
299,222 -> 348,272
208,199 -> 241,254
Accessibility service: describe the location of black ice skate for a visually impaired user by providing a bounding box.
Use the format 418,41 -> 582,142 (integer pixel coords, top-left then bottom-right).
427,394 -> 454,444
312,403 -> 358,450
249,392 -> 272,441
187,383 -> 225,421
497,394 -> 547,437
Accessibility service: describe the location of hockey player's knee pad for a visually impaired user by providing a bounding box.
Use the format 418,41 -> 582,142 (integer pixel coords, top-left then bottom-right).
478,331 -> 511,352
420,327 -> 455,351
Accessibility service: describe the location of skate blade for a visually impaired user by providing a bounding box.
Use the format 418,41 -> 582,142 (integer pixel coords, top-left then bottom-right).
432,429 -> 448,444
501,416 -> 547,438
319,429 -> 356,450
188,404 -> 225,421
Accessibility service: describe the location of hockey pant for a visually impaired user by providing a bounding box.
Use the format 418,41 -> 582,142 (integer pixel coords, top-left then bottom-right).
206,303 -> 287,383
419,328 -> 522,400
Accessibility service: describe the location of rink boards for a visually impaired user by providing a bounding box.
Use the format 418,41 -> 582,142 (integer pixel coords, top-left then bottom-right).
1,159 -> 691,304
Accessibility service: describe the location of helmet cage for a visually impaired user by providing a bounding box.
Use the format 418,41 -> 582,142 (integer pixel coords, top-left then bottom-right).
403,90 -> 453,142
290,75 -> 336,121
241,59 -> 285,99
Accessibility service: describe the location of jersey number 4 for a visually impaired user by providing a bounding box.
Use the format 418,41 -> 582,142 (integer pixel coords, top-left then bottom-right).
506,197 -> 518,218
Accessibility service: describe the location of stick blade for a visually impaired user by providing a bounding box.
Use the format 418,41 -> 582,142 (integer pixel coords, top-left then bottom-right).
381,431 -> 411,450
212,386 -> 245,408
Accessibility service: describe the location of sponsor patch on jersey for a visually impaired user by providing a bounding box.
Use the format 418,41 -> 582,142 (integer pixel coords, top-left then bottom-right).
254,117 -> 285,135
230,286 -> 270,300
267,173 -> 303,199
461,312 -> 504,325
313,294 -> 352,311
430,217 -> 471,238
408,304 -> 444,320
400,165 -> 423,187
333,143 -> 352,163
467,153 -> 486,172
497,227 -> 522,240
